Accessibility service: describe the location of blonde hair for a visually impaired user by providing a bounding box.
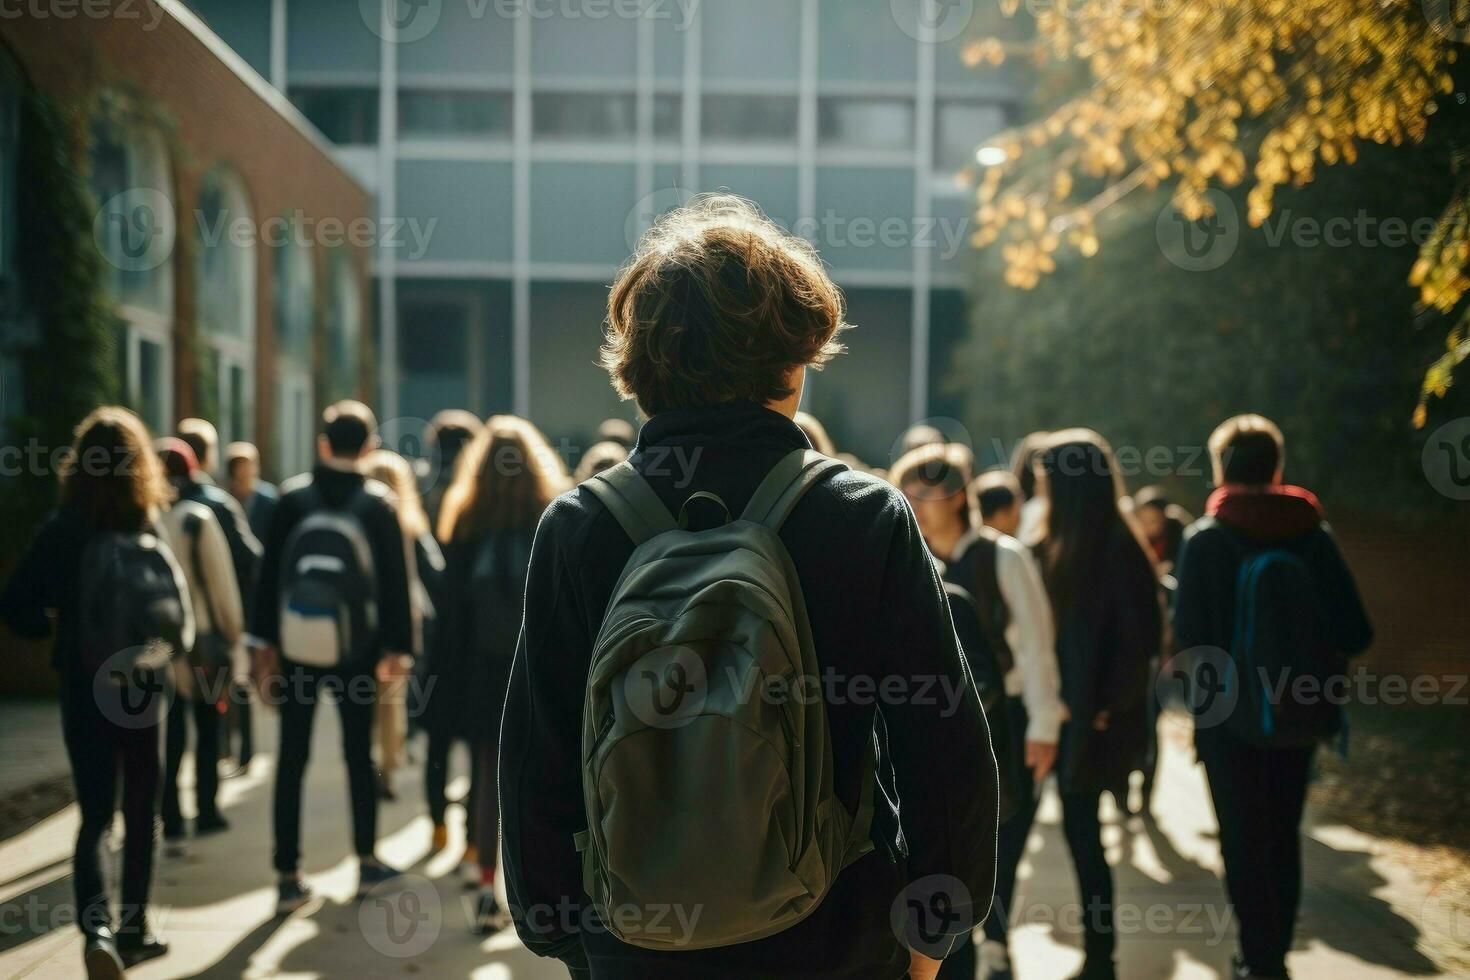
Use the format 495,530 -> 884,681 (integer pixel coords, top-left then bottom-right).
364,449 -> 430,540
437,415 -> 569,542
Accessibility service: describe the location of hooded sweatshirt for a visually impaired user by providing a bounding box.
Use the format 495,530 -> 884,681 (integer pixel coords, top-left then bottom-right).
1172,483 -> 1373,749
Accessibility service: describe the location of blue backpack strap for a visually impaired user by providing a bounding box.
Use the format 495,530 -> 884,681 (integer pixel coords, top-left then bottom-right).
584,461 -> 678,546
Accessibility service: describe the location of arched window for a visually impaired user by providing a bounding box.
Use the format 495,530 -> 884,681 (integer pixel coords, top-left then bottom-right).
273,233 -> 314,477
326,250 -> 361,402
91,100 -> 175,434
193,167 -> 256,446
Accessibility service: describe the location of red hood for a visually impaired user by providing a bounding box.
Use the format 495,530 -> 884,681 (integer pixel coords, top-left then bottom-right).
1206,484 -> 1324,542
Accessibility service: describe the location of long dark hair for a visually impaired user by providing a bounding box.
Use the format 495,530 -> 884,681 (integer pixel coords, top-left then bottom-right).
59,406 -> 171,532
437,415 -> 568,542
1036,429 -> 1154,614
1009,430 -> 1050,502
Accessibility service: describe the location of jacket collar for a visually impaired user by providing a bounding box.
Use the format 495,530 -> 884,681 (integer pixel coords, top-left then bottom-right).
635,401 -> 810,454
1206,483 -> 1324,542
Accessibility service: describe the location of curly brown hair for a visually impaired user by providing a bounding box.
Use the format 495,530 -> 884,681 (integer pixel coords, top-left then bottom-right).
436,415 -> 569,542
602,194 -> 848,416
60,406 -> 171,532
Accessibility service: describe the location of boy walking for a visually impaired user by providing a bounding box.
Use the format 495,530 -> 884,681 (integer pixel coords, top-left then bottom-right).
1173,415 -> 1372,979
499,195 -> 998,980
249,401 -> 415,913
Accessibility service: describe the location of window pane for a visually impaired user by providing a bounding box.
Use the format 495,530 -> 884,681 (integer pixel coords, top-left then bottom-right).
935,101 -> 1007,173
195,170 -> 255,341
227,361 -> 247,444
533,93 -> 637,140
818,97 -> 914,151
400,90 -> 512,140
701,0 -> 800,82
701,95 -> 798,143
138,337 -> 165,436
274,240 -> 314,359
653,94 -> 681,143
289,87 -> 379,145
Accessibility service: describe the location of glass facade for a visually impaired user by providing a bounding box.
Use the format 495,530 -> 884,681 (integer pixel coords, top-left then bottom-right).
187,0 -> 1023,461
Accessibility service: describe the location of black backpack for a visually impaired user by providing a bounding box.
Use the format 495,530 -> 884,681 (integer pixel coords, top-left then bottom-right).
1221,527 -> 1344,746
961,528 -> 1016,678
77,529 -> 190,696
277,483 -> 379,669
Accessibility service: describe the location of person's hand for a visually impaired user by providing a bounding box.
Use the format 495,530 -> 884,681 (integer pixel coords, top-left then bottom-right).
1025,740 -> 1058,784
251,644 -> 280,705
1092,710 -> 1111,731
377,653 -> 412,683
908,950 -> 942,980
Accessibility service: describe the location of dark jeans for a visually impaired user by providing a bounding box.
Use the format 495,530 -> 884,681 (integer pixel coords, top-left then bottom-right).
272,666 -> 378,874
1060,789 -> 1114,960
473,740 -> 499,869
1200,734 -> 1315,976
61,682 -> 162,937
425,730 -> 480,829
983,696 -> 1044,948
162,694 -> 222,833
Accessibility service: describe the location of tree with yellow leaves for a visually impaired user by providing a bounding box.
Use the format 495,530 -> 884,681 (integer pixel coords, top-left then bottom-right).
964,0 -> 1466,423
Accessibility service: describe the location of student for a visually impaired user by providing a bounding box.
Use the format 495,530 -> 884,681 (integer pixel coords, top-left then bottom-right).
1,407 -> 192,976
1009,431 -> 1051,545
1033,429 -> 1161,980
157,439 -> 243,843
1173,415 -> 1371,980
421,410 -> 485,534
596,416 -> 637,449
427,415 -> 565,933
973,468 -> 1023,539
224,441 -> 278,546
1132,485 -> 1191,572
363,449 -> 443,801
794,410 -> 837,457
500,195 -> 997,980
177,419 -> 263,611
896,446 -> 1065,980
249,401 -> 415,913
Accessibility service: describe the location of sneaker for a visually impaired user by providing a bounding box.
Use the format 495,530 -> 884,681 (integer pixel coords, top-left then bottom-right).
460,846 -> 479,890
276,877 -> 315,916
430,823 -> 449,851
116,928 -> 168,968
195,813 -> 230,837
470,887 -> 510,936
979,939 -> 1013,980
1232,953 -> 1290,979
356,860 -> 404,899
82,928 -> 125,980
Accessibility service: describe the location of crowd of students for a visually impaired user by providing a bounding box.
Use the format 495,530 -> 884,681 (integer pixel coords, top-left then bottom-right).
0,194 -> 1372,980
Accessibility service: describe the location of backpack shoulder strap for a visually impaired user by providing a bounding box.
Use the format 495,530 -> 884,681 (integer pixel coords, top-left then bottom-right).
584,461 -> 678,546
741,449 -> 848,531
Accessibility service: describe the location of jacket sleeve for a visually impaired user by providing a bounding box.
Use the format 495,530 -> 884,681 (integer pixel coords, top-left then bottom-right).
996,541 -> 1064,743
500,497 -> 593,970
370,503 -> 414,657
215,491 -> 262,603
0,514 -> 62,640
249,492 -> 291,645
874,491 -> 998,959
199,513 -> 244,646
1171,525 -> 1216,653
1315,525 -> 1373,657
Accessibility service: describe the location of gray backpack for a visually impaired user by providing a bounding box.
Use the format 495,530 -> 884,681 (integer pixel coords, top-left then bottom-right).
574,449 -> 876,950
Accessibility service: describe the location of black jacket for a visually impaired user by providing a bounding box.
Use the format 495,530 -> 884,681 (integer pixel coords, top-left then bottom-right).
249,463 -> 414,665
2,505 -> 103,672
1172,484 -> 1373,754
499,402 -> 997,980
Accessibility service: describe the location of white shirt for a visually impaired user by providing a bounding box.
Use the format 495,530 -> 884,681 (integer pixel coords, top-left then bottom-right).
993,534 -> 1065,744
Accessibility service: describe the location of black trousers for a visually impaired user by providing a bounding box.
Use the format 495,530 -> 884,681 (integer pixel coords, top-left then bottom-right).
982,696 -> 1044,949
1200,734 -> 1315,976
271,666 -> 378,874
61,681 -> 162,937
162,694 -> 222,832
425,730 -> 481,829
1059,789 -> 1113,959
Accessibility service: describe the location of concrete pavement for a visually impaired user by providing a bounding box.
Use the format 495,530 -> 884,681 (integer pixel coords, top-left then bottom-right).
0,706 -> 1460,978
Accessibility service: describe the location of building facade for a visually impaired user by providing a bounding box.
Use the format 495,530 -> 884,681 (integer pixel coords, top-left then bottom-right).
185,0 -> 1025,463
